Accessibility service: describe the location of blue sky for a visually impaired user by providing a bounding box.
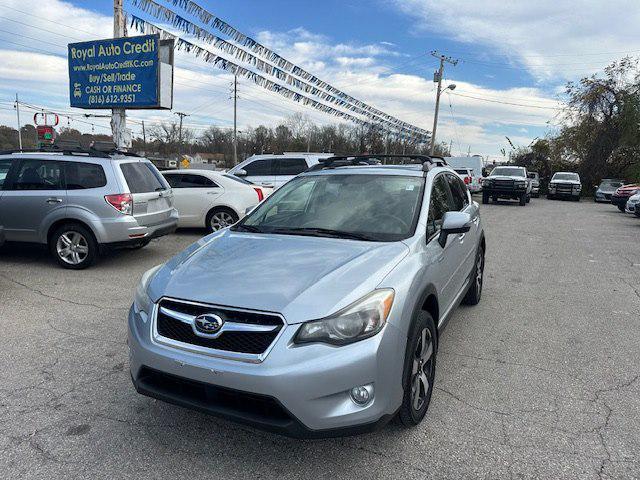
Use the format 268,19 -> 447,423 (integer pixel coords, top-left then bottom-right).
1,0 -> 637,159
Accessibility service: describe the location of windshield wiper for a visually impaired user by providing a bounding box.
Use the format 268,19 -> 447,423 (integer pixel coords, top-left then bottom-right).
233,224 -> 264,233
266,227 -> 375,241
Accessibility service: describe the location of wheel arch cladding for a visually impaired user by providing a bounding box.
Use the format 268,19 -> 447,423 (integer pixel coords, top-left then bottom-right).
47,219 -> 97,245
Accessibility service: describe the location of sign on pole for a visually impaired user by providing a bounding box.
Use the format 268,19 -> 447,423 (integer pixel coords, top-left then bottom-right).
68,34 -> 173,109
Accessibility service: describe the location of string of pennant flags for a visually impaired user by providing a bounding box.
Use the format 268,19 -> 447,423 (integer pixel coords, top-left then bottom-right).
128,14 -> 413,137
128,0 -> 430,142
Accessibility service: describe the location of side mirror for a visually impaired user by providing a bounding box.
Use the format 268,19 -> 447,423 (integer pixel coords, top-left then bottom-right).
245,206 -> 255,215
438,211 -> 472,248
235,169 -> 248,177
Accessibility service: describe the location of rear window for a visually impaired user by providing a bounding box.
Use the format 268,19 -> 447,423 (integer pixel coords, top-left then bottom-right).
65,162 -> 107,189
120,162 -> 167,193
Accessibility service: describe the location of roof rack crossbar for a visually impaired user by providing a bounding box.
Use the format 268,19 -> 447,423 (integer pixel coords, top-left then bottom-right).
0,143 -> 140,159
309,154 -> 448,172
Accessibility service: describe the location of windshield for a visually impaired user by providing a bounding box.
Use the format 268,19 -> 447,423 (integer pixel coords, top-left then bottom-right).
600,180 -> 622,188
490,167 -> 525,177
553,173 -> 580,181
234,174 -> 424,242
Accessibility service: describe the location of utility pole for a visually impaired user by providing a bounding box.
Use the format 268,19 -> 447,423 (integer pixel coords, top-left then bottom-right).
111,0 -> 127,150
141,120 -> 146,151
429,51 -> 458,156
174,112 -> 189,154
14,93 -> 22,149
233,73 -> 238,164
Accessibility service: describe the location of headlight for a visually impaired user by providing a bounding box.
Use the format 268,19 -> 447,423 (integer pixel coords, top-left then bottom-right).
294,289 -> 394,346
133,264 -> 163,321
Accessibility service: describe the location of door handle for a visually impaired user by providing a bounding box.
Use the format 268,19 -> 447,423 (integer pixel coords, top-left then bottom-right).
46,198 -> 63,204
458,233 -> 466,241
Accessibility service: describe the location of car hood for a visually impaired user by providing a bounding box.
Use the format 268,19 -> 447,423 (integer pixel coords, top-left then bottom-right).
615,184 -> 640,195
550,179 -> 581,185
148,230 -> 409,323
487,175 -> 526,181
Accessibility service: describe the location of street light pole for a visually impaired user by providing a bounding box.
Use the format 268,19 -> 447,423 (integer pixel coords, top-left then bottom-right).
111,0 -> 127,150
233,73 -> 238,165
429,51 -> 458,156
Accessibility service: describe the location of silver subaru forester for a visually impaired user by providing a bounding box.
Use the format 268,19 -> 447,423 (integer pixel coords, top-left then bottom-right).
129,156 -> 486,437
0,149 -> 178,269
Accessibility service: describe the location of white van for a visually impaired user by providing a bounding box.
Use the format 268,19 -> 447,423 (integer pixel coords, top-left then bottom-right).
445,156 -> 484,193
228,152 -> 333,189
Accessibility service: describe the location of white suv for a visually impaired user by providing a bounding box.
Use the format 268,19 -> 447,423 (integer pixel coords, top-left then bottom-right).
228,152 -> 333,189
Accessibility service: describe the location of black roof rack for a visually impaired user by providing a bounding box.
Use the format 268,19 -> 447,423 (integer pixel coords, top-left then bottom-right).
0,140 -> 140,159
308,154 -> 448,172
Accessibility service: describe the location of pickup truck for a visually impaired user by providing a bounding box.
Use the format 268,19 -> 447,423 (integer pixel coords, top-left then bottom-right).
482,166 -> 531,206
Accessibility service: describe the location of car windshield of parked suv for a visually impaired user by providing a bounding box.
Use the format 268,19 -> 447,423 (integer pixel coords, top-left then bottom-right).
489,167 -> 525,177
234,173 -> 424,242
553,173 -> 580,181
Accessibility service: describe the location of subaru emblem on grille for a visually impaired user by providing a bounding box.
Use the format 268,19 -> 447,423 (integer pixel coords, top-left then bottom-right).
194,313 -> 224,334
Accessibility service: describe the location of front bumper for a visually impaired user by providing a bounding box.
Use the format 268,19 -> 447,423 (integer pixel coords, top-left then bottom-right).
595,191 -> 612,202
128,306 -> 405,437
625,202 -> 638,214
611,195 -> 631,207
483,187 -> 527,198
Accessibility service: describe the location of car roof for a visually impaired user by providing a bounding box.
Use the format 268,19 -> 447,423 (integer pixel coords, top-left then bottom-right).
162,169 -> 224,175
302,164 -> 452,177
0,151 -> 145,163
554,171 -> 579,175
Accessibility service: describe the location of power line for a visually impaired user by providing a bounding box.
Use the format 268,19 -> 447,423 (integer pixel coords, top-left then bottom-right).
449,91 -> 566,110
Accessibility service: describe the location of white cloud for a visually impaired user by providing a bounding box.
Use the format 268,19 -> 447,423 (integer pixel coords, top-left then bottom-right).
389,0 -> 640,81
0,0 -> 569,158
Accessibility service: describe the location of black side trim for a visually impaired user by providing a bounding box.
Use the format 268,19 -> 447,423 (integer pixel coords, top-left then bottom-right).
133,367 -> 395,439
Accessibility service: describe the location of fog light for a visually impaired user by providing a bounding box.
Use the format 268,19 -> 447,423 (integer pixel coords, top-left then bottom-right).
350,384 -> 374,406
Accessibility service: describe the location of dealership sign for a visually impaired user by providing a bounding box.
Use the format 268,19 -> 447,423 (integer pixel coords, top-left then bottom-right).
68,34 -> 173,109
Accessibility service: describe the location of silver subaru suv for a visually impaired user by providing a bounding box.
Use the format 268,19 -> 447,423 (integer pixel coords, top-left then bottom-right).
0,147 -> 178,269
128,155 -> 486,437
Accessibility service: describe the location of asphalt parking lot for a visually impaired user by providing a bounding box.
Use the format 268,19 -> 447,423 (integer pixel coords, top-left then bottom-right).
1,198 -> 639,480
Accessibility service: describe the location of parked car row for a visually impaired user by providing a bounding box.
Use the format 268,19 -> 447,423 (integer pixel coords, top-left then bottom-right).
0,148 -> 272,269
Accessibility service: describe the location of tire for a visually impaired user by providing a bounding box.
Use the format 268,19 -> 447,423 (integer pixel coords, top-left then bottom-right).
462,244 -> 484,306
49,223 -> 98,270
482,192 -> 489,204
617,204 -> 625,212
525,194 -> 531,203
519,193 -> 526,206
492,196 -> 497,203
547,194 -> 554,200
206,207 -> 239,233
398,311 -> 437,428
575,196 -> 581,202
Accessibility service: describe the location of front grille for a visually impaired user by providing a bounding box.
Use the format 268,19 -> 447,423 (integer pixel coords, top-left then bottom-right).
604,193 -> 612,200
555,183 -> 575,194
155,298 -> 283,355
493,179 -> 514,189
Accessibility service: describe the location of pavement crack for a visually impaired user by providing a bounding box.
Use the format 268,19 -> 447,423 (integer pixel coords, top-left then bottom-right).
0,272 -> 127,311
